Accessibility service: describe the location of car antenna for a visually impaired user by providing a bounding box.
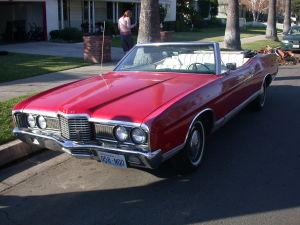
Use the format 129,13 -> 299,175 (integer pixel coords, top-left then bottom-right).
99,21 -> 109,89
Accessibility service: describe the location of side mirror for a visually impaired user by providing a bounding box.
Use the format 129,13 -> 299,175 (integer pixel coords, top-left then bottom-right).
226,63 -> 237,70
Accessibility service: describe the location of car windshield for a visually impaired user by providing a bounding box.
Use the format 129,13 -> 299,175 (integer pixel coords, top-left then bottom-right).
114,44 -> 216,74
289,27 -> 300,35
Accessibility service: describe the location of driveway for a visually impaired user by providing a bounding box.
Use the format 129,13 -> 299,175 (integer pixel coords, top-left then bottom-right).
0,41 -> 124,62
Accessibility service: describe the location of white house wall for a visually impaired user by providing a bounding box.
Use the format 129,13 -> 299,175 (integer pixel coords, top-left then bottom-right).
45,0 -> 59,38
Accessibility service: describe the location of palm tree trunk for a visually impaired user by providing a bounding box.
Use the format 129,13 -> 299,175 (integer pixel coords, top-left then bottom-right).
266,0 -> 278,40
224,0 -> 241,50
137,0 -> 161,43
283,0 -> 291,33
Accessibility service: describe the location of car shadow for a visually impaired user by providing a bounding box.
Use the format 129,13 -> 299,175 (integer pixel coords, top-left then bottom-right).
0,85 -> 300,225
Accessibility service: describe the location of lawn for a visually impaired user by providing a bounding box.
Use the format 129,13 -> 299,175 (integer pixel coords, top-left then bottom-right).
242,40 -> 282,50
0,53 -> 90,83
0,96 -> 28,145
111,27 -> 267,47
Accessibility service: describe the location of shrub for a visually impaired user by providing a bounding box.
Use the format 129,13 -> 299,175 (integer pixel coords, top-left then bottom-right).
49,30 -> 60,40
95,21 -> 118,36
162,21 -> 176,31
175,20 -> 190,32
49,27 -> 82,42
60,27 -> 82,42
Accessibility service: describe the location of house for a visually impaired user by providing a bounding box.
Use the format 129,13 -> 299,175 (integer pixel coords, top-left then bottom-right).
0,0 -> 176,42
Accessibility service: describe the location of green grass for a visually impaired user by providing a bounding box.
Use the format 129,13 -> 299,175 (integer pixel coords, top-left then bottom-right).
0,53 -> 90,83
111,27 -> 267,47
242,40 -> 281,50
0,96 -> 28,145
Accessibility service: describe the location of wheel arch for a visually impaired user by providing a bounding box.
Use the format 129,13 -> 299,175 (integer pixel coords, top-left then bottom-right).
184,108 -> 215,145
264,74 -> 273,87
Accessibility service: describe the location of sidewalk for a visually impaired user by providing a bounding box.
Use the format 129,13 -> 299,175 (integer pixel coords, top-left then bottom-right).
0,42 -> 124,62
219,34 -> 266,48
0,63 -> 116,101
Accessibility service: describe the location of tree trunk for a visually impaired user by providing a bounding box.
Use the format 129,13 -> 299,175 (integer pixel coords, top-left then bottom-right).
137,0 -> 161,43
283,0 -> 291,33
266,0 -> 278,40
224,0 -> 241,50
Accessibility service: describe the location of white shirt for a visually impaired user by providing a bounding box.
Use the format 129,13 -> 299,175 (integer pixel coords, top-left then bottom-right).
118,16 -> 135,34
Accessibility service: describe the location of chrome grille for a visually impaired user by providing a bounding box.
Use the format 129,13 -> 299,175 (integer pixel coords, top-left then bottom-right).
59,116 -> 93,142
95,124 -> 115,140
14,113 -> 27,128
45,117 -> 59,130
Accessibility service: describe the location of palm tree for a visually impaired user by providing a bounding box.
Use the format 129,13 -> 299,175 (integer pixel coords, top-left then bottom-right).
137,0 -> 161,43
224,0 -> 241,50
266,0 -> 278,40
283,0 -> 291,33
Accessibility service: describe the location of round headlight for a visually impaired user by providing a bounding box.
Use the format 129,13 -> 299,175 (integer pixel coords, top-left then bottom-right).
114,126 -> 129,142
131,128 -> 147,144
27,114 -> 36,128
37,116 -> 47,129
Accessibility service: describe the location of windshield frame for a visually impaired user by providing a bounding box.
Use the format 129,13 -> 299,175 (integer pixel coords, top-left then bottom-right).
113,42 -> 221,75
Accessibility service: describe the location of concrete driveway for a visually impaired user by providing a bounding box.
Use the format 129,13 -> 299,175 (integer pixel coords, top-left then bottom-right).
0,41 -> 124,62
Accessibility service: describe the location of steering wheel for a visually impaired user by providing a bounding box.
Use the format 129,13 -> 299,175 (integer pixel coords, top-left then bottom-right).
188,63 -> 211,72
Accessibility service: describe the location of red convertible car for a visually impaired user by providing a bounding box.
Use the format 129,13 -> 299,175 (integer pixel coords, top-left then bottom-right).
12,42 -> 278,172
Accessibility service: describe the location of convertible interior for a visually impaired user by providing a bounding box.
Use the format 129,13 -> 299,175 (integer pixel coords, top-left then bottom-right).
155,51 -> 250,73
117,45 -> 251,74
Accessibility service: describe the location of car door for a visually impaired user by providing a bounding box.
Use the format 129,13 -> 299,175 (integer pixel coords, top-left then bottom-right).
214,65 -> 254,117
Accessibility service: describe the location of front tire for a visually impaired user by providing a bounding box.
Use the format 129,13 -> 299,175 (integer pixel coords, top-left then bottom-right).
178,120 -> 206,173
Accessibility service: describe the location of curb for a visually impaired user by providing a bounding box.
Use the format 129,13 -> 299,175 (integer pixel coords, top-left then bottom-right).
0,140 -> 41,167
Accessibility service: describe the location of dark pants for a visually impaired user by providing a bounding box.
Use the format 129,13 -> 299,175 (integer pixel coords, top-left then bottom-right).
120,34 -> 134,53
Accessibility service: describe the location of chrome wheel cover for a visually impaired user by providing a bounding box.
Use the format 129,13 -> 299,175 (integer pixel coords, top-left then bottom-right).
188,123 -> 205,166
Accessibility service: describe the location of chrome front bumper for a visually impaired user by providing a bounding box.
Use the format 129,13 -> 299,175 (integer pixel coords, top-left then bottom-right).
13,128 -> 162,169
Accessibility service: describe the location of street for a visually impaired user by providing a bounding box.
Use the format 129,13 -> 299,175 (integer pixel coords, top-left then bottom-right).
0,65 -> 300,225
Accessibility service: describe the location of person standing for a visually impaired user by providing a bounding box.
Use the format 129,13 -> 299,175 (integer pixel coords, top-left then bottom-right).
118,10 -> 137,54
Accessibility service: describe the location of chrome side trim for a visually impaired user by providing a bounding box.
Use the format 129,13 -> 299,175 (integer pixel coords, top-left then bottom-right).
213,90 -> 260,131
161,108 -> 214,161
162,143 -> 185,161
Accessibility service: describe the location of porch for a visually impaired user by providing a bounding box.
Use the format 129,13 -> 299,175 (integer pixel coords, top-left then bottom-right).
57,0 -> 175,34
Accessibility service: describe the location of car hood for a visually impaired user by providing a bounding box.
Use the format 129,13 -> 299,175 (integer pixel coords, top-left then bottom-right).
18,71 -> 218,123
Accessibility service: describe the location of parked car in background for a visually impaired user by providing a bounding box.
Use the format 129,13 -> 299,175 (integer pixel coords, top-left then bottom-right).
282,26 -> 300,51
12,42 -> 278,173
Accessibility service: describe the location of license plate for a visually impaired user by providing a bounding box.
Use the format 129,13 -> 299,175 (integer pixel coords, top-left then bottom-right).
97,152 -> 127,168
292,44 -> 299,48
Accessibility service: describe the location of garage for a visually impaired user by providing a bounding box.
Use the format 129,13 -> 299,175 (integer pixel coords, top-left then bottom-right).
0,1 -> 47,42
